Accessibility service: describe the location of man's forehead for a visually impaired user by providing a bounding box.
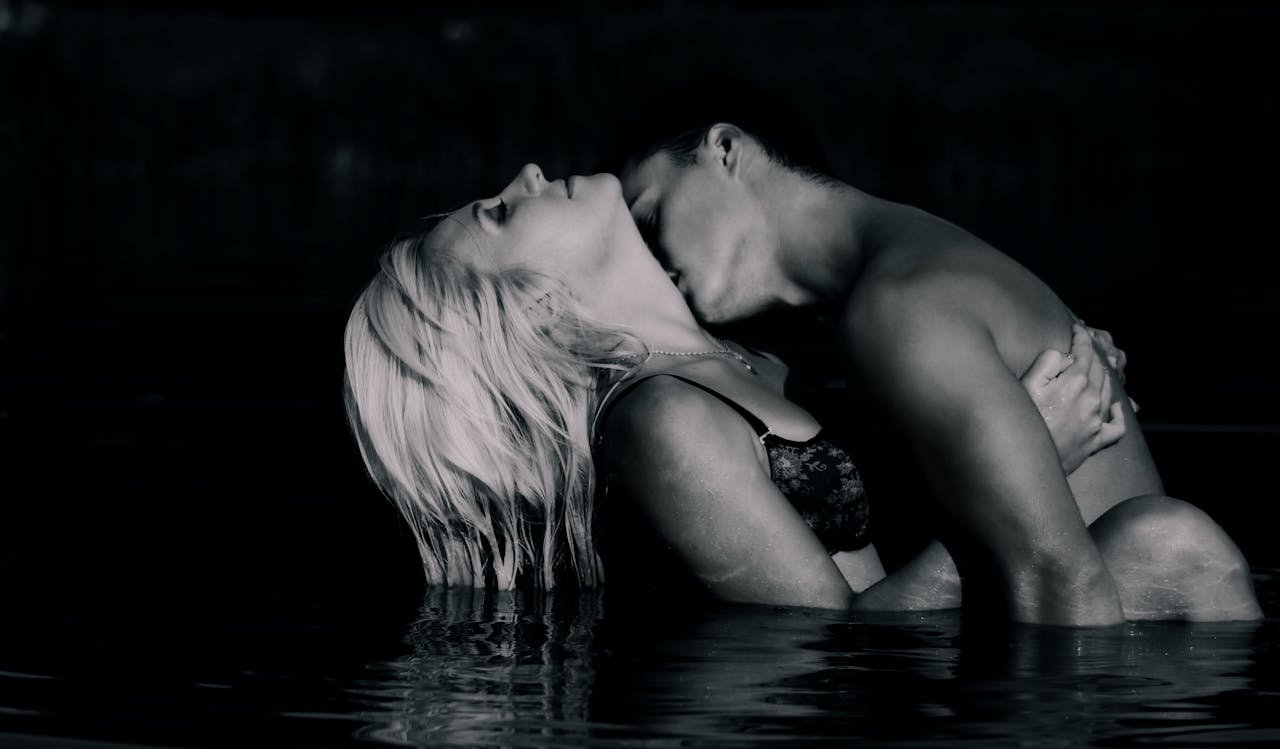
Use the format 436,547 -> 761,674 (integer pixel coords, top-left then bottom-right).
620,151 -> 679,207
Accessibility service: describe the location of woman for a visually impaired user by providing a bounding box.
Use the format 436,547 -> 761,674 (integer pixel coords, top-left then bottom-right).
343,164 -> 1252,617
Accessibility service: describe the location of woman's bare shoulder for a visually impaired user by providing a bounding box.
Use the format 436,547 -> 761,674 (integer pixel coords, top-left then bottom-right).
600,374 -> 764,473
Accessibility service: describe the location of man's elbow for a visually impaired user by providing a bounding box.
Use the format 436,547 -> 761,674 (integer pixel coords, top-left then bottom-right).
1008,549 -> 1124,626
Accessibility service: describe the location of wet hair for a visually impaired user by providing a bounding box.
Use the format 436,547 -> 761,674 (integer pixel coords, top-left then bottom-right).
343,230 -> 642,591
602,78 -> 833,181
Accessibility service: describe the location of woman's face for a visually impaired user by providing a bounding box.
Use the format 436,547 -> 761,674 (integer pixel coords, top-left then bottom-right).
429,163 -> 630,277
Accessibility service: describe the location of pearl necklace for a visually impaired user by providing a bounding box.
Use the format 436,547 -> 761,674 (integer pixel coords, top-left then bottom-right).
632,339 -> 758,375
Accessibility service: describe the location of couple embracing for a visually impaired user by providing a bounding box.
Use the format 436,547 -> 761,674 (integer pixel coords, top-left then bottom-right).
343,85 -> 1261,626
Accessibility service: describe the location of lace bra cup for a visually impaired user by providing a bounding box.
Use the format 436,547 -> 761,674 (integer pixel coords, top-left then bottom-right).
763,433 -> 872,554
602,374 -> 872,554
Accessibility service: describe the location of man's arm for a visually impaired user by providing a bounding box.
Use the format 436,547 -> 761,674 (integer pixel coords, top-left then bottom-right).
843,285 -> 1124,626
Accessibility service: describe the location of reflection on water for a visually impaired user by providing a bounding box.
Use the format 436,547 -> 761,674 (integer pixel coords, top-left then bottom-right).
0,577 -> 1276,747
0,557 -> 1276,748
356,588 -> 604,746
342,578 -> 1279,748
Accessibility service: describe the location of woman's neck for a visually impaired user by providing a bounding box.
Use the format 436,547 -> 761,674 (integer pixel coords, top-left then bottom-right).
573,237 -> 720,355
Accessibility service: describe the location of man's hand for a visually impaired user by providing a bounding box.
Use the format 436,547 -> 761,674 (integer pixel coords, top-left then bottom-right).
1022,323 -> 1125,474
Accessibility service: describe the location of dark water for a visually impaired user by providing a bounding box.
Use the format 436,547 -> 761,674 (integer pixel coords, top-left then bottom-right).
2,569 -> 1279,748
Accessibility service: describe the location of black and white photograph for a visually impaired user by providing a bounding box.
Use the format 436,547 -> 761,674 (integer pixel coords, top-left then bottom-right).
3,1 -> 1279,746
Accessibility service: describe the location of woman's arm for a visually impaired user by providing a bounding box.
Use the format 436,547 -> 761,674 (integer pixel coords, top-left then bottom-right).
600,375 -> 861,609
853,540 -> 961,611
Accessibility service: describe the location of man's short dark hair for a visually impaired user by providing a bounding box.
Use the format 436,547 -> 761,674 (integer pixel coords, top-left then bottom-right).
601,79 -> 833,180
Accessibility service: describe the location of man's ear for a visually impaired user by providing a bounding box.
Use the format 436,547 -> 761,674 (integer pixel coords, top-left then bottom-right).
704,123 -> 747,177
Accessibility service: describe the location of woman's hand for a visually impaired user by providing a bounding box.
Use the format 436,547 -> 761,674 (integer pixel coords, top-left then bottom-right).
1021,323 -> 1126,475
1086,325 -> 1127,385
1084,324 -> 1139,412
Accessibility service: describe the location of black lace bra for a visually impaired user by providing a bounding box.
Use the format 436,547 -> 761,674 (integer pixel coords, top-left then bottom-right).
600,374 -> 872,554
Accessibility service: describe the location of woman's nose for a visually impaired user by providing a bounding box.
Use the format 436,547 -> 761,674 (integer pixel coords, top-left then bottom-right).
497,163 -> 544,204
515,163 -> 544,193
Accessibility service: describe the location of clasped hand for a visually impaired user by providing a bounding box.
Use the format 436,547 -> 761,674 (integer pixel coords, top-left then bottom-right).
1021,323 -> 1134,475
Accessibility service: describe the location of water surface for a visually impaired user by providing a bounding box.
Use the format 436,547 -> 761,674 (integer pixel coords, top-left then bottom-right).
2,568 -> 1278,748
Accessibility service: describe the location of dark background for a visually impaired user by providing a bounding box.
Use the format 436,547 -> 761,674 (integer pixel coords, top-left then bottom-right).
2,1 -> 1278,609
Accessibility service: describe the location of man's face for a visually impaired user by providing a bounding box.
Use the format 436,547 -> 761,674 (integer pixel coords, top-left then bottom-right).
620,149 -> 774,324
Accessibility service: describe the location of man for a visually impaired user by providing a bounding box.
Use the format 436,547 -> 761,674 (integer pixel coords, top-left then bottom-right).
612,86 -> 1260,625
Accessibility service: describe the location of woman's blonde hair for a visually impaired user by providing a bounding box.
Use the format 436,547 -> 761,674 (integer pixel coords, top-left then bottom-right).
343,231 -> 640,591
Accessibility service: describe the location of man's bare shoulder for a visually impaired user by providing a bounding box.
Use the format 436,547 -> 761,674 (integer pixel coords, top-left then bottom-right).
840,250 -> 994,345
841,240 -> 1070,373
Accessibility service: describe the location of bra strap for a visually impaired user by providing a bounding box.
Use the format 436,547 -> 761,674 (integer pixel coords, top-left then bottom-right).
595,373 -> 772,443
